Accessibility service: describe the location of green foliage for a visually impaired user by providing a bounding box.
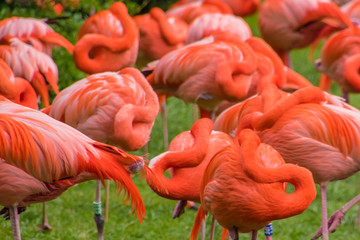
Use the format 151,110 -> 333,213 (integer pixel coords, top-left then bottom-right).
1,1 -> 360,240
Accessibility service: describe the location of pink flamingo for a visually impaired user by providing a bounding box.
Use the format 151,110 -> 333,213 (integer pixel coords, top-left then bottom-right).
0,36 -> 59,107
0,16 -> 74,55
73,2 -> 139,74
0,97 -> 146,240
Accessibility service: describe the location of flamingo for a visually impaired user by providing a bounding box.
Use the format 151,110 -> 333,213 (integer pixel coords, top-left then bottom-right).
146,35 -> 263,117
146,118 -> 233,239
214,84 -> 360,240
191,128 -> 316,240
0,16 -> 74,55
42,67 -> 159,239
219,0 -> 259,17
133,7 -> 188,69
73,1 -> 139,74
258,0 -> 353,67
166,0 -> 233,24
0,36 -> 59,107
185,13 -> 252,44
0,97 -> 146,240
0,59 -> 38,109
315,26 -> 360,103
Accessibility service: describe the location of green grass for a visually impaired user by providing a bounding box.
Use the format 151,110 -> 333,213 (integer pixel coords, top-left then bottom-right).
2,1 -> 360,240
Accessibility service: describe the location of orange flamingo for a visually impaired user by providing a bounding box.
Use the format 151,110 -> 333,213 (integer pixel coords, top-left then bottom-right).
166,0 -> 233,24
42,67 -> 159,239
191,128 -> 316,240
258,0 -> 352,67
73,2 -> 139,74
215,84 -> 360,240
133,7 -> 188,69
146,35 -> 261,116
0,96 -> 146,240
219,0 -> 259,16
315,26 -> 360,103
44,67 -> 159,152
0,37 -> 59,107
146,118 -> 233,239
186,13 -> 252,44
0,59 -> 37,109
0,16 -> 74,55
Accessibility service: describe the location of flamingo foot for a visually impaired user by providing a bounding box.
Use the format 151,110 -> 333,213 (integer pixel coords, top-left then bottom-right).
38,219 -> 52,231
172,200 -> 187,219
311,210 -> 345,240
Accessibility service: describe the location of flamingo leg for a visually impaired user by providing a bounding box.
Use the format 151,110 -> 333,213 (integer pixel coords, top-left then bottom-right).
313,193 -> 360,239
341,91 -> 349,103
104,180 -> 110,222
264,223 -> 273,240
193,104 -> 199,124
38,202 -> 52,231
9,204 -> 21,240
250,230 -> 258,240
229,226 -> 239,240
209,216 -> 216,240
201,218 -> 206,240
161,98 -> 169,150
320,185 -> 329,240
172,200 -> 187,219
94,180 -> 104,240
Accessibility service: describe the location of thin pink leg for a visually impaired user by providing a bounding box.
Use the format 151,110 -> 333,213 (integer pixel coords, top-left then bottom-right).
321,185 -> 329,240
210,216 -> 216,240
10,204 -> 21,240
161,99 -> 169,150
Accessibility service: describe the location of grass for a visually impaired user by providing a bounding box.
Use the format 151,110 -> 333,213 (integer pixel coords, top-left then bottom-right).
2,1 -> 360,240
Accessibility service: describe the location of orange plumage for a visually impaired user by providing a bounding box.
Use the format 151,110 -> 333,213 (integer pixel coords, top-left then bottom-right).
73,2 -> 139,74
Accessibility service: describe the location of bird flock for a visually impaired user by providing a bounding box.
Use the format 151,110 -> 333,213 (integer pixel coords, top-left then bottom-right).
1,0 -> 360,239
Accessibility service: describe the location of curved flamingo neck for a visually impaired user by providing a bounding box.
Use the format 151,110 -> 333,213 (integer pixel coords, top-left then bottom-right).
238,129 -> 317,219
146,118 -> 213,199
149,7 -> 186,45
343,54 -> 360,92
74,2 -> 138,73
113,68 -> 159,151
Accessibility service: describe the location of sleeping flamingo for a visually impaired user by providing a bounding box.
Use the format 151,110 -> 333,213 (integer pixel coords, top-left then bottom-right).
214,83 -> 360,240
0,97 -> 146,240
0,37 -> 59,107
315,26 -> 360,103
166,0 -> 233,24
146,118 -> 233,239
191,128 -> 316,240
73,1 -> 139,74
258,0 -> 353,67
133,7 -> 188,69
185,13 -> 252,44
42,67 -> 159,239
0,16 -> 74,55
0,59 -> 37,109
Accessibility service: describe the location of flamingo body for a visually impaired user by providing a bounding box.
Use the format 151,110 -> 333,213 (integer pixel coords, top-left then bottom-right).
166,0 -> 233,24
0,16 -> 74,55
0,37 -> 59,107
46,68 -> 159,151
134,7 -> 188,68
73,2 -> 139,74
0,59 -> 37,109
191,129 -> 316,239
0,97 -> 145,221
186,13 -> 252,44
